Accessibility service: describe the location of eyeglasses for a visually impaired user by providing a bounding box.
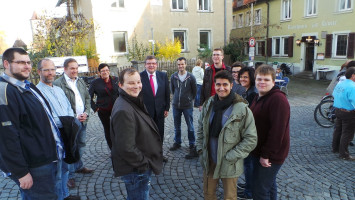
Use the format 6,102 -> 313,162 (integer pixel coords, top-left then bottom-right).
42,69 -> 56,72
232,71 -> 240,74
11,61 -> 33,66
240,76 -> 249,79
146,62 -> 157,65
100,69 -> 110,73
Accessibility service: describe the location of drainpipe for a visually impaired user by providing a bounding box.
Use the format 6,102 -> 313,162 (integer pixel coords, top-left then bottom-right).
224,0 -> 227,46
266,0 -> 270,63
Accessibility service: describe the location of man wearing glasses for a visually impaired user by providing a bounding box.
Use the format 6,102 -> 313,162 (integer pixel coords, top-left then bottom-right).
140,55 -> 170,162
0,47 -> 58,199
200,48 -> 231,110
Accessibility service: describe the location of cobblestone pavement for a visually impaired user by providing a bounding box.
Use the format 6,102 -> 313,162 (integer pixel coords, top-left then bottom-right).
1,78 -> 354,200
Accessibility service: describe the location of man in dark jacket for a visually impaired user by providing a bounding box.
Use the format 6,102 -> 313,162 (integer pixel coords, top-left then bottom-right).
200,48 -> 231,108
0,48 -> 58,199
250,65 -> 290,200
169,57 -> 198,159
111,68 -> 163,200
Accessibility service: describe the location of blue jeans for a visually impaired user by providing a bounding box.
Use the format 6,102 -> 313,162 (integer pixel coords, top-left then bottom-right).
194,84 -> 202,107
10,162 -> 57,200
55,160 -> 69,200
251,156 -> 282,200
121,170 -> 152,200
243,155 -> 254,198
172,107 -> 195,145
69,124 -> 87,179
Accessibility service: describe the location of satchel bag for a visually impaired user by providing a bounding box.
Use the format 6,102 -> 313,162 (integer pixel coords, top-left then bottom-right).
58,116 -> 82,164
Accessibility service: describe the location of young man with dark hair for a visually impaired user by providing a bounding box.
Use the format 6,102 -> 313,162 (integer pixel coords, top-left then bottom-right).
169,57 -> 198,159
196,70 -> 257,199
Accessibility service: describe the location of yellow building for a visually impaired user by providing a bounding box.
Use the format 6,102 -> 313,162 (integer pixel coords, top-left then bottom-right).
231,0 -> 355,79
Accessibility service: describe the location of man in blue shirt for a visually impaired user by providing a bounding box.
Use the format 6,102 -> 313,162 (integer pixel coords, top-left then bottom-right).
37,59 -> 81,200
332,67 -> 355,161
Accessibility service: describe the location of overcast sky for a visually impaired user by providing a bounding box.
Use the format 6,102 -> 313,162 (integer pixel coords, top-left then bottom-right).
0,0 -> 66,47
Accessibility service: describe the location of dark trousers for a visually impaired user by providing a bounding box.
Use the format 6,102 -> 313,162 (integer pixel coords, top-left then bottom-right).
98,110 -> 112,149
153,114 -> 165,143
332,109 -> 355,158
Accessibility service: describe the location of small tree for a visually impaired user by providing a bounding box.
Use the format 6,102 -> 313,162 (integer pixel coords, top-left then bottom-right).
223,39 -> 246,63
125,35 -> 151,61
197,44 -> 212,60
156,39 -> 182,61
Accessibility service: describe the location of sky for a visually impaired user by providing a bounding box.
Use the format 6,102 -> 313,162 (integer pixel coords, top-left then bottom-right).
0,0 -> 66,47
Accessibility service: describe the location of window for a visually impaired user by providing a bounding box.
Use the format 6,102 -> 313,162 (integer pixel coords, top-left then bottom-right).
238,13 -> 244,28
174,30 -> 187,51
111,0 -> 124,8
198,0 -> 210,11
273,36 -> 289,56
113,31 -> 127,53
256,41 -> 265,56
199,30 -> 211,49
254,9 -> 261,24
306,0 -> 317,16
172,0 -> 185,10
335,34 -> 348,57
282,0 -> 292,20
233,15 -> 237,28
339,0 -> 352,11
245,11 -> 251,26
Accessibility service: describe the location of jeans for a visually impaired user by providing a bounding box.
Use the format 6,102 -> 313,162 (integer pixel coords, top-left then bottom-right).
10,162 -> 57,200
332,109 -> 355,158
69,124 -> 87,179
172,107 -> 195,145
251,156 -> 282,200
194,84 -> 202,107
243,155 -> 254,198
121,170 -> 152,200
55,160 -> 69,200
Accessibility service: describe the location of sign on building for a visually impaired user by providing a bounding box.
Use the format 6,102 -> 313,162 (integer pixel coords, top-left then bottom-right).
49,56 -> 89,75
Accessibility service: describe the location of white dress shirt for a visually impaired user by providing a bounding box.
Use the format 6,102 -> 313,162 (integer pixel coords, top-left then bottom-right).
64,73 -> 85,116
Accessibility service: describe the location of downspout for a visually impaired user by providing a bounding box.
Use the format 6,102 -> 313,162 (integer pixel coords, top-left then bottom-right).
224,0 -> 227,46
266,0 -> 270,63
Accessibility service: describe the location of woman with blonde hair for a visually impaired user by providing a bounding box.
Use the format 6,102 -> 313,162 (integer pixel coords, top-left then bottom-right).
192,59 -> 204,107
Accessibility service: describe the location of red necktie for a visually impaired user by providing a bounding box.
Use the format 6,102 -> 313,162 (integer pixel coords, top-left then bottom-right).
150,74 -> 155,96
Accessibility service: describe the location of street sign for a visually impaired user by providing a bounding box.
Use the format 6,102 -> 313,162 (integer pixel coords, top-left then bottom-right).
249,37 -> 256,47
249,47 -> 255,57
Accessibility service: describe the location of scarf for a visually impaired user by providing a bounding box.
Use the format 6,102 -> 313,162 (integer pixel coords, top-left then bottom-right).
118,88 -> 149,116
210,92 -> 235,138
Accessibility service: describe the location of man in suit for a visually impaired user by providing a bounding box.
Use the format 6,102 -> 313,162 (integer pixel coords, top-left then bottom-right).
54,58 -> 94,189
140,55 -> 170,162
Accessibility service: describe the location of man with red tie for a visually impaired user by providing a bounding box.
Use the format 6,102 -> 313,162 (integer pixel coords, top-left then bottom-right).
140,55 -> 170,162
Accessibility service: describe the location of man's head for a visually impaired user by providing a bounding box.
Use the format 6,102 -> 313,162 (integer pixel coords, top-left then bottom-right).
255,64 -> 276,97
145,55 -> 158,74
118,67 -> 142,97
2,47 -> 32,81
346,60 -> 355,69
177,57 -> 187,74
98,63 -> 110,80
37,59 -> 56,85
214,70 -> 233,100
231,61 -> 245,81
212,48 -> 224,67
63,58 -> 79,79
345,67 -> 355,81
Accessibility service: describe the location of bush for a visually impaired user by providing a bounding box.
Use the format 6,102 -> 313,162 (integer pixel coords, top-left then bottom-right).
223,39 -> 246,63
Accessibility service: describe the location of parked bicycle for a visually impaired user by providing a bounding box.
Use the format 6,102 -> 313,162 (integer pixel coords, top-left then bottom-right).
314,94 -> 335,128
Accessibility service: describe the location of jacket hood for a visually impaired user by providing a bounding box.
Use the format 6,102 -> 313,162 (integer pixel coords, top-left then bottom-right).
192,67 -> 202,72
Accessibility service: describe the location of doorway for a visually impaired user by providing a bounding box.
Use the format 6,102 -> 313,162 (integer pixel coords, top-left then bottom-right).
305,42 -> 315,71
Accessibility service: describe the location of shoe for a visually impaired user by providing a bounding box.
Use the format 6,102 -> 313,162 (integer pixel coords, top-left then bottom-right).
237,192 -> 252,200
340,155 -> 355,161
64,195 -> 81,200
350,142 -> 354,146
75,167 -> 94,174
237,182 -> 246,190
163,156 -> 168,163
67,178 -> 75,189
185,146 -> 199,159
332,149 -> 339,153
169,143 -> 181,151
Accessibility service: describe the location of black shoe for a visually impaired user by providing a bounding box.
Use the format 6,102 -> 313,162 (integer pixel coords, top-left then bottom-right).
237,182 -> 246,190
350,142 -> 354,146
169,143 -> 181,151
64,195 -> 81,200
237,192 -> 252,200
185,146 -> 199,159
163,156 -> 168,162
340,155 -> 355,161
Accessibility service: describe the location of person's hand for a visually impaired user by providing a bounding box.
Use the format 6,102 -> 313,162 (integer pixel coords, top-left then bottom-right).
199,106 -> 202,111
19,173 -> 33,189
260,157 -> 271,167
164,111 -> 169,118
77,113 -> 88,122
95,108 -> 100,113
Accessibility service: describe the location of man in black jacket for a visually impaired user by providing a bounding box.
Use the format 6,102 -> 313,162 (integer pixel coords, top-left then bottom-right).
169,57 -> 198,159
0,48 -> 58,199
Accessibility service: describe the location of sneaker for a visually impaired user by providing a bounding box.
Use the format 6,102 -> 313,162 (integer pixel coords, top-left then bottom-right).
169,143 -> 181,151
237,182 -> 246,190
185,146 -> 199,159
340,155 -> 355,161
237,192 -> 252,200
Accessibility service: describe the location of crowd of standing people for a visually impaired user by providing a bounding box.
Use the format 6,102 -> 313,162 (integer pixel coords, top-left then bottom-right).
0,46 -> 353,200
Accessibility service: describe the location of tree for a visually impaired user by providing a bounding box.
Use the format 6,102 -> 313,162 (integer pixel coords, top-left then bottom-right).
0,31 -> 9,54
223,39 -> 246,63
125,35 -> 151,61
156,39 -> 182,61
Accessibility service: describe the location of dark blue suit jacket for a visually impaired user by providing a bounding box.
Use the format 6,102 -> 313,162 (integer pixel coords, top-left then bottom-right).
140,70 -> 170,119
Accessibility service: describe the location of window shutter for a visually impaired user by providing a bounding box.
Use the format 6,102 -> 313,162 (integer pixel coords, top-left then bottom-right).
267,38 -> 272,57
261,41 -> 265,56
288,36 -> 294,57
325,34 -> 333,58
347,32 -> 355,59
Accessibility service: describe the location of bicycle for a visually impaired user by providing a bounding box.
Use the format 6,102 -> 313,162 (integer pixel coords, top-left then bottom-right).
314,95 -> 335,128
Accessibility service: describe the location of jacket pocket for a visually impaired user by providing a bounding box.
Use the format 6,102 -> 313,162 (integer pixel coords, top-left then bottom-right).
223,121 -> 241,144
220,159 -> 237,176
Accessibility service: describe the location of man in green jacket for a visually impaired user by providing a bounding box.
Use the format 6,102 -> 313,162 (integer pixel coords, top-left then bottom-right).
196,70 -> 257,200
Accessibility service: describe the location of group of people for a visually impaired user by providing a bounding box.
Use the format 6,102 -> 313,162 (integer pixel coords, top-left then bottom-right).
0,46 -> 293,200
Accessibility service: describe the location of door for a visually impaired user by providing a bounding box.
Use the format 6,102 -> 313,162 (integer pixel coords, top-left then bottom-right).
305,42 -> 315,71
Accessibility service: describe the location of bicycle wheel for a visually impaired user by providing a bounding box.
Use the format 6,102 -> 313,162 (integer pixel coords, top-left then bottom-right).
314,100 -> 335,128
